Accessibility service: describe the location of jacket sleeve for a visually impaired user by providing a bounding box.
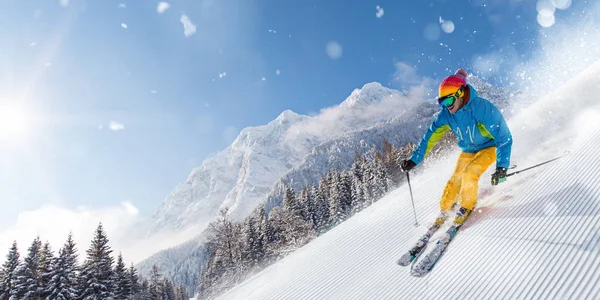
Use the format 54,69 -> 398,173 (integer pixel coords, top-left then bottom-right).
409,111 -> 450,165
477,99 -> 513,169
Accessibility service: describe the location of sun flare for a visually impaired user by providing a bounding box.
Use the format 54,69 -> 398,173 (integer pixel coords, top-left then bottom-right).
0,104 -> 34,142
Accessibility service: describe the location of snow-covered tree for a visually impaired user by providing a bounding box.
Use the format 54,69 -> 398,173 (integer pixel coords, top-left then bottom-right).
128,263 -> 140,296
162,279 -> 176,300
372,158 -> 388,200
0,241 -> 20,299
11,236 -> 42,299
78,223 -> 115,300
362,162 -> 375,203
37,241 -> 54,299
311,185 -> 330,234
113,253 -> 130,299
300,186 -> 318,230
46,232 -> 79,300
329,171 -> 352,226
241,216 -> 263,271
283,186 -> 303,219
148,264 -> 163,299
351,172 -> 366,213
174,285 -> 188,300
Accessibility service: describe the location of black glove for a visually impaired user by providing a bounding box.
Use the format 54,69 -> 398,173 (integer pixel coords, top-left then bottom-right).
400,160 -> 416,172
491,167 -> 507,185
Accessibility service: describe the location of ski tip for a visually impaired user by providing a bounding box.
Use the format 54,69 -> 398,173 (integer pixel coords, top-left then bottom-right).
410,269 -> 428,277
396,255 -> 414,266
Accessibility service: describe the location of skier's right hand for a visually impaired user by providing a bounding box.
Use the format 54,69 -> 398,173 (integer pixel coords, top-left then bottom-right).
400,160 -> 416,172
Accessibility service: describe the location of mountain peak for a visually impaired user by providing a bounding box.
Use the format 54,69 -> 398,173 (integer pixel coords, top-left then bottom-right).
340,82 -> 399,109
273,109 -> 304,124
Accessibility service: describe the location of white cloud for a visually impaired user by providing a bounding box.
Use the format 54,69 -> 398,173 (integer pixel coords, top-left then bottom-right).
219,72 -> 227,78
109,121 -> 125,131
393,62 -> 429,89
326,41 -> 343,60
283,83 -> 427,145
376,5 -> 384,18
276,69 -> 281,75
59,0 -> 69,7
157,2 -> 170,14
150,90 -> 158,94
118,3 -> 126,8
180,14 -> 197,37
121,23 -> 128,29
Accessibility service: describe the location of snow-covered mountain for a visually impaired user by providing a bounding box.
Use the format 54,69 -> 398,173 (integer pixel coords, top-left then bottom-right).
213,59 -> 600,300
135,82 -> 423,237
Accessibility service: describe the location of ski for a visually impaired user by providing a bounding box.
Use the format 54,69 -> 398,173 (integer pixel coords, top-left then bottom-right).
410,224 -> 462,277
396,223 -> 441,266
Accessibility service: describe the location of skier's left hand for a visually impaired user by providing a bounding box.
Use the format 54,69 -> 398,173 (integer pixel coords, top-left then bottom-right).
400,160 -> 416,172
491,167 -> 507,185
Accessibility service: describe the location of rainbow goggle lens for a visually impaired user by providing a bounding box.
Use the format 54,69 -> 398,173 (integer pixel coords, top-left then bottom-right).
437,86 -> 465,108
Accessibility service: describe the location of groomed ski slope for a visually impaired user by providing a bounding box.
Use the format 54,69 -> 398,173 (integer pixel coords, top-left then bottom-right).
215,61 -> 600,300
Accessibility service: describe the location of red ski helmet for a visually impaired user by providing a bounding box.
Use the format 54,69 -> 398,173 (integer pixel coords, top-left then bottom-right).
438,68 -> 467,98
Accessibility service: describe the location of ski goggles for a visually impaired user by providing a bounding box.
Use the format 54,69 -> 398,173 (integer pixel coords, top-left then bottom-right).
437,86 -> 465,107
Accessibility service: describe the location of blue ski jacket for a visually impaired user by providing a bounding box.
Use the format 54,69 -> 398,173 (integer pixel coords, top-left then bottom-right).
409,84 -> 513,169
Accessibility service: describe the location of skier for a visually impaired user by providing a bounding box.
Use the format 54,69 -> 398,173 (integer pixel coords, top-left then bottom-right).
400,68 -> 513,227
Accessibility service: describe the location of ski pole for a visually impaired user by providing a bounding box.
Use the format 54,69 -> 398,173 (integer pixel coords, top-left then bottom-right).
405,171 -> 419,227
506,152 -> 569,177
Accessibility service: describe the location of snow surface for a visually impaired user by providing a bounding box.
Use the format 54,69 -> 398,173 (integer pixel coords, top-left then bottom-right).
214,60 -> 600,300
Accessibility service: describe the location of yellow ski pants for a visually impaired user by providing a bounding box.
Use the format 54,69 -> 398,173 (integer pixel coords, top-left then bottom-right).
440,147 -> 496,211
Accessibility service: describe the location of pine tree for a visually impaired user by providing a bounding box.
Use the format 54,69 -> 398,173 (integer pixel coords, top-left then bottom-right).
362,162 -> 375,203
0,241 -> 20,299
351,173 -> 366,213
372,159 -> 388,200
301,186 -> 318,230
11,236 -> 42,299
78,223 -> 115,300
134,278 -> 150,300
46,232 -> 79,300
254,204 -> 268,265
128,263 -> 140,296
329,171 -> 350,226
283,186 -> 302,218
174,285 -> 188,300
148,265 -> 163,299
162,279 -> 176,300
340,171 -> 353,213
112,253 -> 129,299
241,216 -> 262,271
37,241 -> 54,299
311,185 -> 329,234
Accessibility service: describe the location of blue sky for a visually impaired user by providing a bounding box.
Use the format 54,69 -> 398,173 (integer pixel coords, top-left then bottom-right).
0,0 -> 585,234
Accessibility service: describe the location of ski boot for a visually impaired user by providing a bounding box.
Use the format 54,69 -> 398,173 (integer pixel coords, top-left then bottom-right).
433,210 -> 450,227
453,206 -> 472,227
